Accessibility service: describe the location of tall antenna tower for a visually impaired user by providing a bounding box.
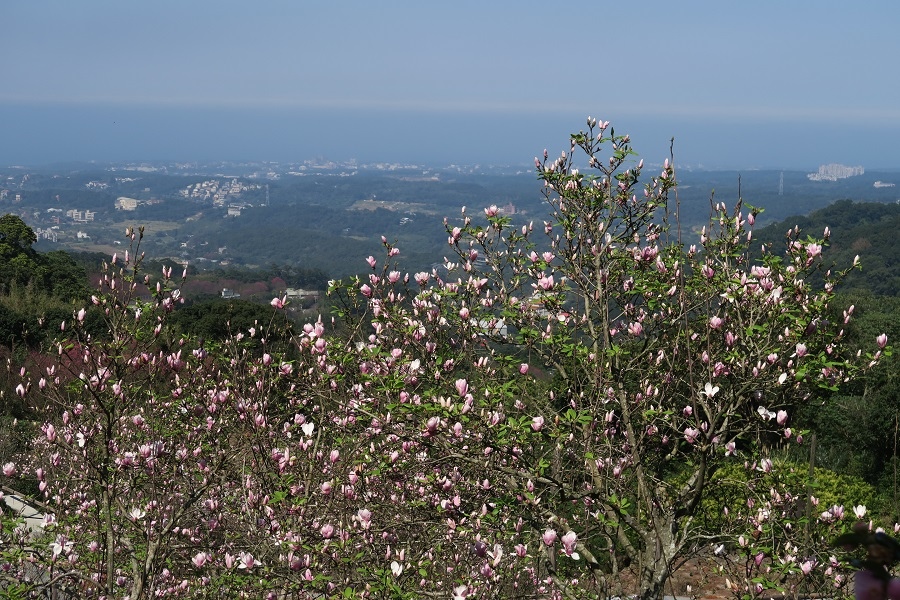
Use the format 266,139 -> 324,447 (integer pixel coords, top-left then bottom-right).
779,172 -> 784,196
265,184 -> 270,207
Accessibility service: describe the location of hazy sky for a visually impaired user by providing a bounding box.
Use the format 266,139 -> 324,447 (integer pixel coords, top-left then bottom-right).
2,1 -> 899,169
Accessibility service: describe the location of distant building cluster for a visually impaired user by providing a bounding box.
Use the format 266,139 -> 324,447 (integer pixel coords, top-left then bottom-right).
498,202 -> 517,215
85,181 -> 109,190
179,178 -> 261,205
285,288 -> 319,301
116,197 -> 141,211
2,191 -> 24,203
34,227 -> 58,242
807,163 -> 864,181
66,208 -> 95,222
874,181 -> 895,188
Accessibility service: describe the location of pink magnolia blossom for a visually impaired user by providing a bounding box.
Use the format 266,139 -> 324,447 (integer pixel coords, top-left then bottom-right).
542,528 -> 557,546
357,508 -> 373,529
684,427 -> 700,444
2,462 -> 15,477
561,531 -> 578,556
531,416 -> 545,432
238,552 -> 258,570
800,560 -> 815,575
877,334 -> 888,349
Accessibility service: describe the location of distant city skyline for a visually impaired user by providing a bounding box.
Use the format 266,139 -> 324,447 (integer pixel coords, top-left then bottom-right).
3,1 -> 899,169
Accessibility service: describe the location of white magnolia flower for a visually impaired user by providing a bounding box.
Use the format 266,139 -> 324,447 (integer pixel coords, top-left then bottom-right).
700,382 -> 720,398
757,406 -> 776,421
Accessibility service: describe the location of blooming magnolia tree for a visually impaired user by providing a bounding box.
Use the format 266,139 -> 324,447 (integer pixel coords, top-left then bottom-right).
317,119 -> 887,598
1,231 -> 304,599
0,121 -> 889,600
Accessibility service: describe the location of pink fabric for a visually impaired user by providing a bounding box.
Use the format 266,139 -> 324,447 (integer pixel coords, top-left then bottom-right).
856,568 -> 900,600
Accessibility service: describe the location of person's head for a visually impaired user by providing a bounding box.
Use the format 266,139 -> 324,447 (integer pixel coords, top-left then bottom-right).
834,522 -> 900,568
866,532 -> 900,567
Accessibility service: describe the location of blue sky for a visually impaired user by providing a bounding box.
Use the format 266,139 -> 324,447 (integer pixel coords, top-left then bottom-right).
2,0 -> 899,169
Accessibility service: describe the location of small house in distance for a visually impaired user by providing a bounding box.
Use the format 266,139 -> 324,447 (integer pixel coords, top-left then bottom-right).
221,288 -> 241,299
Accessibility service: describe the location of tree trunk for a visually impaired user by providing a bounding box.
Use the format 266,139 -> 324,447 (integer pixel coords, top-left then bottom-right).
639,562 -> 671,600
637,523 -> 677,600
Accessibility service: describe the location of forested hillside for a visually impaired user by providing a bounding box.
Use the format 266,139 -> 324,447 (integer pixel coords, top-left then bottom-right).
753,199 -> 900,296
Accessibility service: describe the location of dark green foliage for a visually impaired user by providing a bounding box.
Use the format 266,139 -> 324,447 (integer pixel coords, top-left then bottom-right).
792,292 -> 900,517
753,204 -> 900,508
0,215 -> 93,356
41,250 -> 91,301
0,303 -> 38,348
167,298 -> 293,342
0,215 -> 89,300
753,200 -> 900,296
